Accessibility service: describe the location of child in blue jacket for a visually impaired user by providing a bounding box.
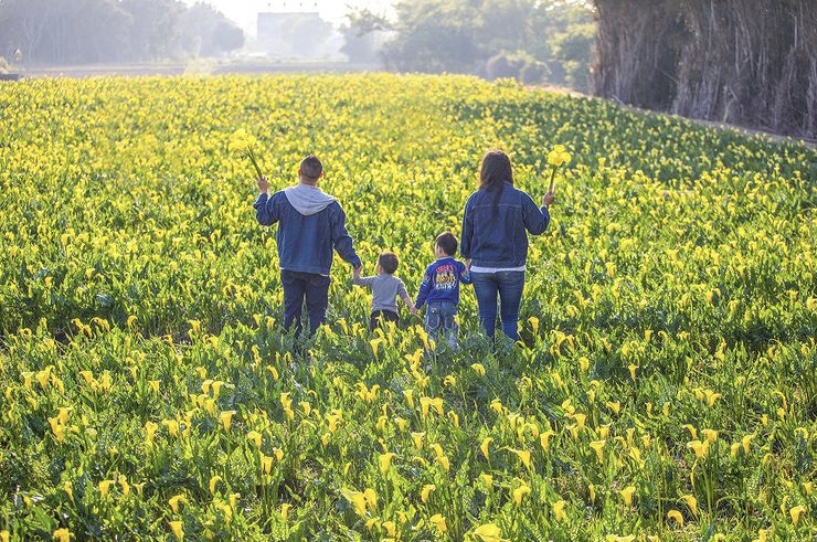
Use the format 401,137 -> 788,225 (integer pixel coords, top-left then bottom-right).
414,232 -> 471,350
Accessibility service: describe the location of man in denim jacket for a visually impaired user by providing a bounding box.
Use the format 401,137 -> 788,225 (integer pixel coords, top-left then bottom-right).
254,155 -> 362,336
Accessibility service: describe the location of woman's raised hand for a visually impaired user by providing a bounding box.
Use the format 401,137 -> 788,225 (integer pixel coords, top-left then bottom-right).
543,190 -> 555,207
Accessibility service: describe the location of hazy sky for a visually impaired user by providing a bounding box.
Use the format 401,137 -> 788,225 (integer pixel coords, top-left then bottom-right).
184,0 -> 395,34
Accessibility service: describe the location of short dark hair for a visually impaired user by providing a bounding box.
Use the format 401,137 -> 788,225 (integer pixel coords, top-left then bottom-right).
300,155 -> 323,180
378,252 -> 399,274
435,232 -> 458,256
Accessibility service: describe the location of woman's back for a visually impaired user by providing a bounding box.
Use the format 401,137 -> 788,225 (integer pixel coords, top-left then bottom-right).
461,182 -> 549,268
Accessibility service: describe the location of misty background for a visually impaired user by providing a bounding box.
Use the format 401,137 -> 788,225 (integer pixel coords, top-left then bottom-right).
1,0 -> 815,138
0,0 -> 595,92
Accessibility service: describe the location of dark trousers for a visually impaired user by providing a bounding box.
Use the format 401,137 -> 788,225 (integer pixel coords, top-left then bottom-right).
281,270 -> 330,337
369,309 -> 399,331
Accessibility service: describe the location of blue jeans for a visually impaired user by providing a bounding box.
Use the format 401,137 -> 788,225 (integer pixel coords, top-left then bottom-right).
281,270 -> 330,337
471,271 -> 525,340
424,301 -> 459,350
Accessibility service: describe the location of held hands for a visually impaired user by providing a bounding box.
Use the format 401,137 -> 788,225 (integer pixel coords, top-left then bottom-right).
353,265 -> 363,278
410,306 -> 419,316
543,189 -> 555,208
257,176 -> 269,194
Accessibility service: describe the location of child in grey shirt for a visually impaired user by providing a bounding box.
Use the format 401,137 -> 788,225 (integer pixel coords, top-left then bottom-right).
353,252 -> 417,331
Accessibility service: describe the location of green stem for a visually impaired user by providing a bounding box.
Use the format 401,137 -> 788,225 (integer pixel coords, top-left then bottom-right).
247,148 -> 264,179
548,167 -> 557,192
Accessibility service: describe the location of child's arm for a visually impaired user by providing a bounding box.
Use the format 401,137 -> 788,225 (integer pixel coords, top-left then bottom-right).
414,268 -> 433,310
352,274 -> 375,287
397,280 -> 418,315
406,296 -> 418,315
459,261 -> 472,285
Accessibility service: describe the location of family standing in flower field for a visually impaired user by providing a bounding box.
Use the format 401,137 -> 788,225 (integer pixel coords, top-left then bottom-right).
253,149 -> 560,349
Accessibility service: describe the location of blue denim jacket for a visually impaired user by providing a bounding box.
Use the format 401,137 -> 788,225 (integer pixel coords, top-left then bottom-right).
254,191 -> 362,275
461,183 -> 550,268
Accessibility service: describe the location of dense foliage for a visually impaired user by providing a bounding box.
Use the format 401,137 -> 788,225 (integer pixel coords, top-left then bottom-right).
0,0 -> 243,65
347,0 -> 595,91
1,74 -> 817,541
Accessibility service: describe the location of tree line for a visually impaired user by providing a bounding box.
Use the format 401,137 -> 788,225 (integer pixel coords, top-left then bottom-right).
0,0 -> 244,65
344,0 -> 596,93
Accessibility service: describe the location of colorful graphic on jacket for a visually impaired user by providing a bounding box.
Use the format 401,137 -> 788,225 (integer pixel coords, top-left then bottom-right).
433,264 -> 458,291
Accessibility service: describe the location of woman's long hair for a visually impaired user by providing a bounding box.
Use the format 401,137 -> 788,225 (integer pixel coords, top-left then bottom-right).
480,149 -> 513,214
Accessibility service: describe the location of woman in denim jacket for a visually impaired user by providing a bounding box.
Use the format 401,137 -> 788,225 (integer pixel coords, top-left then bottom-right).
461,149 -> 555,340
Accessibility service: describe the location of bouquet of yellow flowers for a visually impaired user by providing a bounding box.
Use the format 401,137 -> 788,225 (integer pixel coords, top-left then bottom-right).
229,129 -> 264,179
547,144 -> 572,191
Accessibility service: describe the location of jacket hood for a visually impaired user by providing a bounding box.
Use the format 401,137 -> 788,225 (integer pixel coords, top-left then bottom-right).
284,183 -> 337,216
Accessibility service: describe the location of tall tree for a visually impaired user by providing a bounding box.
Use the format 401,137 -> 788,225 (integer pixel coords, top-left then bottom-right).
381,0 -> 482,73
593,0 -> 817,136
120,0 -> 184,61
179,2 -> 244,57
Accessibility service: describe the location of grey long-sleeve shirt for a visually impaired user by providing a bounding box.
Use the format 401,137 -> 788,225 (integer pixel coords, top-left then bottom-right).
353,274 -> 409,313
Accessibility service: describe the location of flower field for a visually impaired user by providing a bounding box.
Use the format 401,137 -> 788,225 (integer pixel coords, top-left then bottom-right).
1,74 -> 817,541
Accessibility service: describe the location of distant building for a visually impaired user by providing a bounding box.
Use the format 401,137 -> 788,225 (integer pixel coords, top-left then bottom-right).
256,9 -> 338,60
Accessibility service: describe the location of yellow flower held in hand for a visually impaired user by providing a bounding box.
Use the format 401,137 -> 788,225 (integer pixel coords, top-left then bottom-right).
546,144 -> 572,191
229,129 -> 264,179
547,145 -> 572,168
